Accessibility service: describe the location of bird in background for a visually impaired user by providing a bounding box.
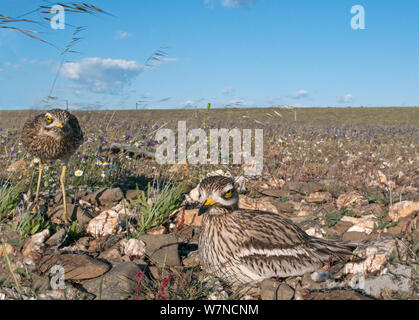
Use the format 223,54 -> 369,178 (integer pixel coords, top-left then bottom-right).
197,176 -> 355,285
21,109 -> 84,222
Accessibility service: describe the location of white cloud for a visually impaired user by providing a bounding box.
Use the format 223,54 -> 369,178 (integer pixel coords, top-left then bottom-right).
221,87 -> 236,95
338,94 -> 354,103
225,100 -> 256,107
205,0 -> 260,8
60,58 -> 143,95
293,89 -> 309,99
115,31 -> 133,40
182,100 -> 198,108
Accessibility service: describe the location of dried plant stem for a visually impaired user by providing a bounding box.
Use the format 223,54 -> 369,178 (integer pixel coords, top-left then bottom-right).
2,244 -> 22,300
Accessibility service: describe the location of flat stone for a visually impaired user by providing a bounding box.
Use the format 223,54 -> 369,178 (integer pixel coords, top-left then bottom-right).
305,192 -> 332,204
125,189 -> 144,201
39,254 -> 110,281
276,284 -> 294,300
98,188 -> 124,207
286,182 -> 323,195
138,234 -> 181,267
99,248 -> 122,262
273,201 -> 295,213
82,262 -> 149,300
258,188 -> 288,198
389,201 -> 419,222
342,231 -> 369,242
45,228 -> 67,247
175,209 -> 203,227
48,204 -> 80,222
337,192 -> 367,210
260,279 -> 280,300
86,210 -> 119,238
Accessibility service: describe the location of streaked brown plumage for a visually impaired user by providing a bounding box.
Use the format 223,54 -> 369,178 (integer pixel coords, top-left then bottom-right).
21,109 -> 83,221
22,109 -> 83,161
197,176 -> 354,285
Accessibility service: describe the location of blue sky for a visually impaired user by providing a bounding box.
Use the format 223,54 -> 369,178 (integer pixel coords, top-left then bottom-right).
1,0 -> 418,110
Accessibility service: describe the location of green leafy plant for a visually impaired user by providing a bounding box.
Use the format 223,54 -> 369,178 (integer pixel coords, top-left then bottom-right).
0,181 -> 23,220
280,196 -> 288,203
67,220 -> 85,242
326,212 -> 343,227
8,212 -> 50,239
133,182 -> 184,237
374,220 -> 398,231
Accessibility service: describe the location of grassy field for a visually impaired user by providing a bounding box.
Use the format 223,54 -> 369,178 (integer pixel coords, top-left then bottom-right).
0,107 -> 418,300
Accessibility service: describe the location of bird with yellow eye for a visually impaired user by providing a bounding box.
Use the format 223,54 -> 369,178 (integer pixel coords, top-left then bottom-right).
21,109 -> 84,222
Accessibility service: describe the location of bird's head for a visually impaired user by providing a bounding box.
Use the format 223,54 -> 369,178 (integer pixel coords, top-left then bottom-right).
197,176 -> 239,216
42,109 -> 72,138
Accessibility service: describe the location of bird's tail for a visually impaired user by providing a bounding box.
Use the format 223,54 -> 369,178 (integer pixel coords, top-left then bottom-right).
310,238 -> 357,261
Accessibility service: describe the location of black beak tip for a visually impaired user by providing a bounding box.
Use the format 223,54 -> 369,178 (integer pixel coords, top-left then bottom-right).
198,206 -> 207,216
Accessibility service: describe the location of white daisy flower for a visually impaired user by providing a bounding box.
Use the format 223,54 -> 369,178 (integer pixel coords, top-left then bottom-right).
96,160 -> 103,166
101,171 -> 109,178
75,170 -> 84,177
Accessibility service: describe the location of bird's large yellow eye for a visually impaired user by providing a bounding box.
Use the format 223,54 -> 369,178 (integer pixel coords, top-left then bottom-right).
45,115 -> 52,124
224,190 -> 233,199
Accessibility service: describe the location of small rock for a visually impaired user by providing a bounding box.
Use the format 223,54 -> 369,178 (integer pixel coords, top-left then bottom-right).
286,182 -> 323,195
276,284 -> 294,300
274,201 -> 295,213
296,210 -> 312,217
86,210 -> 119,238
341,215 -> 376,235
147,225 -> 167,235
389,201 -> 419,222
305,227 -> 325,238
138,234 -> 181,266
258,188 -> 288,198
124,239 -> 146,259
342,231 -> 369,242
98,188 -> 124,207
333,221 -> 353,235
45,228 -> 67,247
337,192 -> 367,210
349,264 -> 415,298
39,254 -> 110,281
22,229 -> 50,258
239,196 -> 279,214
305,192 -> 332,204
125,189 -> 144,201
48,204 -> 80,222
344,237 -> 407,275
175,209 -> 203,227
387,214 -> 417,235
260,279 -> 280,300
82,262 -> 149,300
99,248 -> 122,262
183,250 -> 200,268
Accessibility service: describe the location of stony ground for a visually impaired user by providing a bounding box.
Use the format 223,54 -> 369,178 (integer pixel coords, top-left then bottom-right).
0,107 -> 418,300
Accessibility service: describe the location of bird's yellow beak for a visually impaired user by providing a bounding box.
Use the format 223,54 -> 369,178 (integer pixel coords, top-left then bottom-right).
55,122 -> 64,129
198,198 -> 217,216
